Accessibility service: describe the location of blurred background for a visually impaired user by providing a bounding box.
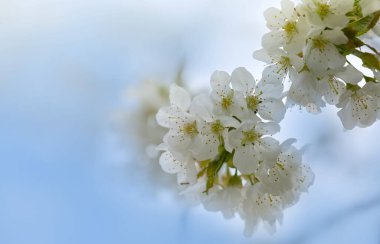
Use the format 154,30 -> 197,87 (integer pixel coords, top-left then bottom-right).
1,0 -> 380,243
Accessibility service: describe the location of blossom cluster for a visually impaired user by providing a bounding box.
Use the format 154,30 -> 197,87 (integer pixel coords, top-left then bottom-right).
122,0 -> 380,237
255,0 -> 380,129
156,67 -> 314,236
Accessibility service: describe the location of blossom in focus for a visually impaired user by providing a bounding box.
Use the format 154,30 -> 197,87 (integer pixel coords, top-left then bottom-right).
156,67 -> 314,235
255,0 -> 380,129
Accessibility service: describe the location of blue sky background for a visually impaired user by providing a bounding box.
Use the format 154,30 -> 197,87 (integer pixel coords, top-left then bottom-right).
1,0 -> 380,243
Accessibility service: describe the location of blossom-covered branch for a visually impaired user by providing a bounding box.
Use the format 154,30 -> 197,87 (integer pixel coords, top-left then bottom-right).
156,68 -> 314,236
255,0 -> 380,129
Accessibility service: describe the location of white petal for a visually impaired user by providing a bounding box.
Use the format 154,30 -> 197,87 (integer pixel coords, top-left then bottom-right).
325,45 -> 346,70
156,106 -> 172,128
337,101 -> 356,130
190,94 -> 214,122
262,31 -> 284,51
170,84 -> 191,111
233,146 -> 258,174
255,122 -> 281,135
253,49 -> 272,63
289,54 -> 304,72
258,99 -> 286,122
264,7 -> 285,29
317,76 -> 345,105
177,161 -> 197,185
261,65 -> 286,85
191,134 -> 219,161
210,71 -> 231,96
166,131 -> 192,151
281,0 -> 295,19
159,151 -> 182,174
335,64 -> 363,84
306,47 -> 329,78
323,29 -> 348,45
256,81 -> 284,99
231,67 -> 256,95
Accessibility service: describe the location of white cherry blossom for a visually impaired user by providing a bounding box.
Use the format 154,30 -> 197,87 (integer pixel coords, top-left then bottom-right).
287,71 -> 326,113
155,67 -> 314,236
227,121 -> 280,174
230,67 -> 286,122
263,0 -> 311,53
253,48 -> 304,86
210,70 -> 245,117
305,28 -> 348,78
337,82 -> 380,129
302,0 -> 354,28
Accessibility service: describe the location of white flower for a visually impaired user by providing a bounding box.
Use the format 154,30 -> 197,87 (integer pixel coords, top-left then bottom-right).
228,121 -> 280,174
240,139 -> 314,236
240,184 -> 283,237
287,71 -> 326,114
337,82 -> 380,129
124,80 -> 170,155
156,84 -> 199,153
230,67 -> 286,122
302,0 -> 354,28
159,149 -> 197,186
305,28 -> 348,78
257,139 -> 314,197
263,0 -> 311,53
155,67 -> 314,236
189,93 -> 239,161
314,65 -> 363,106
210,70 -> 245,117
201,183 -> 243,219
334,64 -> 363,85
253,48 -> 304,86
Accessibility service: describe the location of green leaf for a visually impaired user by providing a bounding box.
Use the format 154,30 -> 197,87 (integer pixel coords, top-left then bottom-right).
203,150 -> 230,194
346,0 -> 363,21
343,10 -> 380,38
336,37 -> 365,55
363,75 -> 377,83
352,50 -> 380,70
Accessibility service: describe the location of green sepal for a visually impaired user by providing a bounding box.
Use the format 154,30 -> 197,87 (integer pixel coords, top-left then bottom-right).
346,83 -> 361,91
228,175 -> 242,188
364,75 -> 378,83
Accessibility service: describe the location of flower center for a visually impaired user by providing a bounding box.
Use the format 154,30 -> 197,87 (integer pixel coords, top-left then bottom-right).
221,94 -> 233,110
182,121 -> 198,137
246,95 -> 261,112
210,120 -> 224,135
312,36 -> 328,51
282,20 -> 297,40
241,130 -> 261,145
316,2 -> 331,20
278,56 -> 291,72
